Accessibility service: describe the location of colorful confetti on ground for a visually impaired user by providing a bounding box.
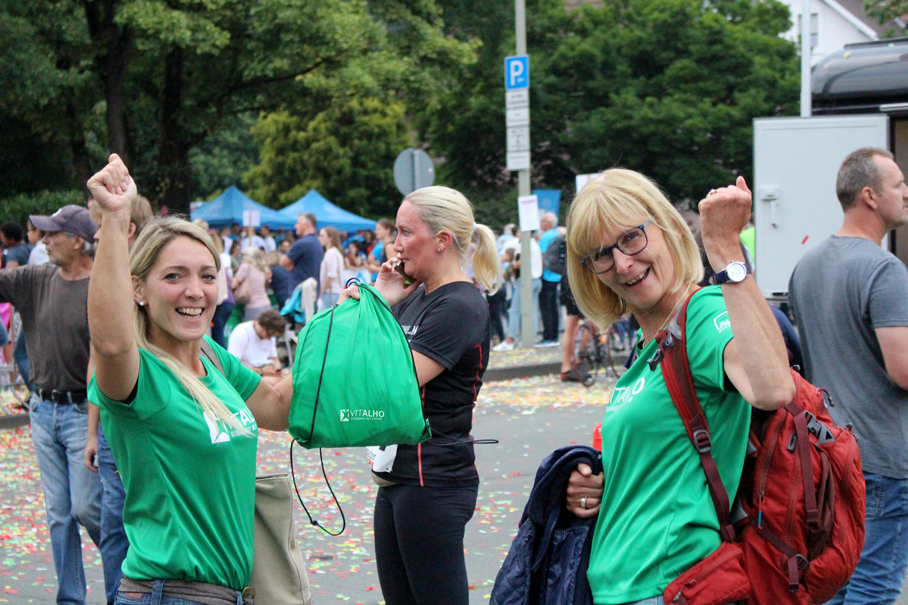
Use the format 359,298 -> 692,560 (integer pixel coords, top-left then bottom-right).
0,372 -> 614,603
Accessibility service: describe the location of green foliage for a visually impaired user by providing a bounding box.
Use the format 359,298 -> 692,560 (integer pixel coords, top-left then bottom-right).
427,0 -> 800,212
0,190 -> 87,228
864,0 -> 908,34
246,98 -> 410,218
0,0 -> 475,214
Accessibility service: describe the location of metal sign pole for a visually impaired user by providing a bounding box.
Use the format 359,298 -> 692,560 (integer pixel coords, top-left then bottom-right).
801,0 -> 811,117
515,0 -> 534,349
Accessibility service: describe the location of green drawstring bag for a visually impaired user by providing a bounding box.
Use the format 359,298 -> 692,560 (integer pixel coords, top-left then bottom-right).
288,283 -> 430,449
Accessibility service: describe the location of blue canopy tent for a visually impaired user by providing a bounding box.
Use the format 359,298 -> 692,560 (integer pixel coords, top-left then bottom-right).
278,190 -> 376,234
190,186 -> 297,230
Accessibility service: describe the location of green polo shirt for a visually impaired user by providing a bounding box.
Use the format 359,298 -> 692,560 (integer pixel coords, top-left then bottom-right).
89,336 -> 261,590
588,287 -> 750,603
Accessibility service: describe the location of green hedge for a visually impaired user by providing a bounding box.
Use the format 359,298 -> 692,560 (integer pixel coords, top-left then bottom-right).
0,190 -> 86,228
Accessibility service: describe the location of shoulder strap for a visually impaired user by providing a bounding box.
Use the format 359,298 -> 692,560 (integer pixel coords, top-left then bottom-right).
199,339 -> 225,377
655,288 -> 735,542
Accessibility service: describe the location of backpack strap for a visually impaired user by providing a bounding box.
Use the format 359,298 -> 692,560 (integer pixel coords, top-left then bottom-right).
200,339 -> 226,377
655,289 -> 736,542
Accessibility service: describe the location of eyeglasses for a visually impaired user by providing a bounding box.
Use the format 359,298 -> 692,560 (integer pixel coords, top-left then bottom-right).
580,221 -> 651,274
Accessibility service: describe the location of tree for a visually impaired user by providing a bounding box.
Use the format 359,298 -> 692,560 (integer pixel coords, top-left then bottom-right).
427,0 -> 800,218
246,98 -> 410,217
864,0 -> 908,35
1,0 -> 476,213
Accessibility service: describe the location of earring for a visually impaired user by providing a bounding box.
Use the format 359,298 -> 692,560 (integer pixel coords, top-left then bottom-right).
436,247 -> 442,253
138,301 -> 145,307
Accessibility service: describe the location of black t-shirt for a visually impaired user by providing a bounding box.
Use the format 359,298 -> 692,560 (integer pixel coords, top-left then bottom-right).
375,281 -> 491,487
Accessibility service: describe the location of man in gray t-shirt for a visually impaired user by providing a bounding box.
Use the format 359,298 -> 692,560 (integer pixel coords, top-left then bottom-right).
0,205 -> 104,605
789,147 -> 908,605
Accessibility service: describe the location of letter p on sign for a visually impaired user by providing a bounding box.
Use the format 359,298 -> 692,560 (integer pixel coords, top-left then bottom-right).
505,56 -> 529,90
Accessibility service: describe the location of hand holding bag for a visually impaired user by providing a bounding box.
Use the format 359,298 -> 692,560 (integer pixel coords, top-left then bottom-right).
288,283 -> 430,449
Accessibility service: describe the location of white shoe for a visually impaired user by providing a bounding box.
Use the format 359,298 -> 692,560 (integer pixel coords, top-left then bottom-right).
493,340 -> 515,352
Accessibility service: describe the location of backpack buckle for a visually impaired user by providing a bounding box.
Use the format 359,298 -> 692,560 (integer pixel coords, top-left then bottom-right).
693,429 -> 711,453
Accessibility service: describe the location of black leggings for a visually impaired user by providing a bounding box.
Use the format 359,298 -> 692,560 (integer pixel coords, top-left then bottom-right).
374,483 -> 478,605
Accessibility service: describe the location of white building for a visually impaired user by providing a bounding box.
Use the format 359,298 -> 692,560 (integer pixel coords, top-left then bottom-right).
767,0 -> 892,64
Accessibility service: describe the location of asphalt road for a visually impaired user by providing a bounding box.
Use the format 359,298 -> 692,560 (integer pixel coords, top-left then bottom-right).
0,373 -> 611,604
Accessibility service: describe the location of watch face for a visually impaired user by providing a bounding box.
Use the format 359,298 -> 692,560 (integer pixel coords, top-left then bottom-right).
727,262 -> 747,282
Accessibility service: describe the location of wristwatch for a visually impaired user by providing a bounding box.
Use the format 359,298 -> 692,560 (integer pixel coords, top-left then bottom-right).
710,261 -> 750,285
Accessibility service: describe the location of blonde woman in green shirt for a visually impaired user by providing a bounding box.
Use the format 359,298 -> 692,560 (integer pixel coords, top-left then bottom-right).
563,169 -> 794,605
85,154 -> 293,605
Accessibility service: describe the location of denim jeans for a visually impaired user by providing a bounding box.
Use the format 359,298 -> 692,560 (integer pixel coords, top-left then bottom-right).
826,472 -> 908,605
98,425 -> 130,605
616,598 -> 663,605
29,394 -> 102,605
507,277 -> 542,341
14,330 -> 32,392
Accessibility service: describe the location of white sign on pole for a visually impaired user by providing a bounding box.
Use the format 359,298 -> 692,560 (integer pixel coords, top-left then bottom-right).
508,152 -> 531,172
518,195 -> 540,232
505,107 -> 530,127
506,90 -> 529,108
507,126 -> 530,152
242,210 -> 261,228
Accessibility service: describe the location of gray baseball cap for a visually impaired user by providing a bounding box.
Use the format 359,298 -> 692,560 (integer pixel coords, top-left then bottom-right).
30,205 -> 97,241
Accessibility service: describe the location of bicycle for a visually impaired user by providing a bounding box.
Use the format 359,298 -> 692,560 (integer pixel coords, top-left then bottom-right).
573,319 -> 631,386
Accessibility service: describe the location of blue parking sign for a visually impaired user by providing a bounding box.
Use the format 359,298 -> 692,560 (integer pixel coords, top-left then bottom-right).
504,56 -> 529,90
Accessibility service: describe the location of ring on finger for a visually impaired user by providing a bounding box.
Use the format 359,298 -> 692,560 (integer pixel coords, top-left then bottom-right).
581,497 -> 588,510
708,188 -> 718,196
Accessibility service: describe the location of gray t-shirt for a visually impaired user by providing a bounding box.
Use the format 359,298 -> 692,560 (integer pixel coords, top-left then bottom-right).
0,264 -> 91,392
789,235 -> 908,478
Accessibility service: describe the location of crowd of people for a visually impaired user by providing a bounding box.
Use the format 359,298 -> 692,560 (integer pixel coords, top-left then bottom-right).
1,145 -> 907,605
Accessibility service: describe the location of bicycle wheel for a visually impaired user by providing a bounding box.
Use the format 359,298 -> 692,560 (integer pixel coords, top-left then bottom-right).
574,324 -> 598,386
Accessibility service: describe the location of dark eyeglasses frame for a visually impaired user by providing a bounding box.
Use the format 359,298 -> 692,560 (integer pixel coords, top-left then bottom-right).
579,220 -> 652,274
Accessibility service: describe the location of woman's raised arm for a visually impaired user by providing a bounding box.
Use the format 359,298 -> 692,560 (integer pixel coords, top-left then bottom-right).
699,177 -> 795,410
86,154 -> 141,401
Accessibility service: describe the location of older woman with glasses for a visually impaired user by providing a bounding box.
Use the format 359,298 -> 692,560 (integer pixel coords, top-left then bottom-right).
564,169 -> 795,605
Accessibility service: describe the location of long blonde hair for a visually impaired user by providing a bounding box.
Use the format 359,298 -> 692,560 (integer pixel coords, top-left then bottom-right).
404,186 -> 501,293
566,169 -> 702,328
130,217 -> 247,433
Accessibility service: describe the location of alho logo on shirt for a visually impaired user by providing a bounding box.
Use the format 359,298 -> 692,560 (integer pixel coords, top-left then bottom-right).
203,408 -> 257,444
607,376 -> 646,412
713,311 -> 730,333
340,409 -> 386,422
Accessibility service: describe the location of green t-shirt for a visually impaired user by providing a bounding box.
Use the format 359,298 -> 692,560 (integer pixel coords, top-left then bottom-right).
587,287 -> 750,604
88,336 -> 261,591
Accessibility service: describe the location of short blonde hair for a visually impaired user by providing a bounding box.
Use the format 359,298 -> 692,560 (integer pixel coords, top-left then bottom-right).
404,186 -> 501,293
565,169 -> 703,328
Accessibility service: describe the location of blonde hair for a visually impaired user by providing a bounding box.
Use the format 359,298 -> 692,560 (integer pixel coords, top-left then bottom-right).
565,169 -> 703,328
130,217 -> 247,433
241,246 -> 267,273
404,186 -> 501,293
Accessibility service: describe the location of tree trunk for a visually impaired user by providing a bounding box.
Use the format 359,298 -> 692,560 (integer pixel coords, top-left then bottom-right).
67,100 -> 93,196
83,0 -> 133,164
157,46 -> 192,215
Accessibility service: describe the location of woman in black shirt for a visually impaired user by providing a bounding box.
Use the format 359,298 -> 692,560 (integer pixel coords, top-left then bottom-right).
343,186 -> 500,605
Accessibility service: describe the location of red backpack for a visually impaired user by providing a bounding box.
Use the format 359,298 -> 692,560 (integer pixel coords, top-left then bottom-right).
654,293 -> 865,605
